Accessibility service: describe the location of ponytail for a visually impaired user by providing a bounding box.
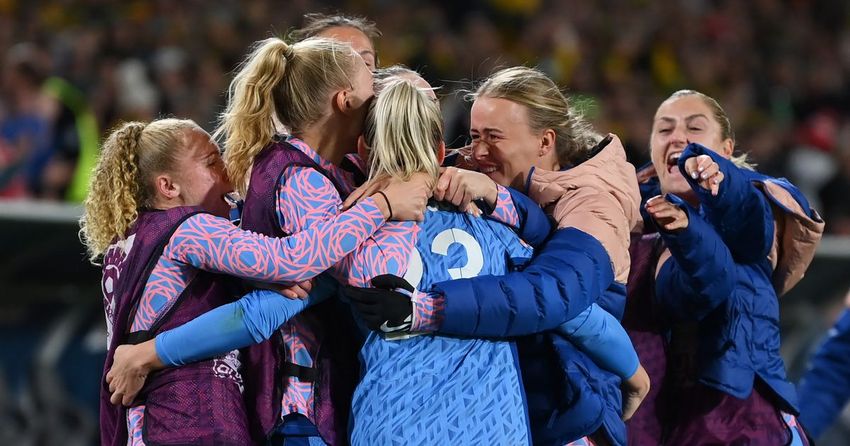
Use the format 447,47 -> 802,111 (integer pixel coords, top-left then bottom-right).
216,37 -> 360,195
80,118 -> 195,263
216,38 -> 290,195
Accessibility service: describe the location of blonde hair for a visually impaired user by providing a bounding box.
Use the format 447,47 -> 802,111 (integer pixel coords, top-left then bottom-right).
80,118 -> 197,263
469,66 -> 602,167
363,77 -> 442,181
666,89 -> 755,170
214,37 -> 359,195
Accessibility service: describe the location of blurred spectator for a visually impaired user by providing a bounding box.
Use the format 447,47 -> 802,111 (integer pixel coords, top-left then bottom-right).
0,0 -> 846,232
0,43 -> 52,198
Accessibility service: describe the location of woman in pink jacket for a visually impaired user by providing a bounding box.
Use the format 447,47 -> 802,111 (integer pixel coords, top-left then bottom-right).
432,66 -> 647,445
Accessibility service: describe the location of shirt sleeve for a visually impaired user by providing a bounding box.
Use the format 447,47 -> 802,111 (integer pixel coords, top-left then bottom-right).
677,143 -> 774,263
798,309 -> 850,439
154,284 -> 334,366
654,194 -> 738,321
410,291 -> 446,333
488,184 -> 521,229
330,221 -> 418,288
164,193 -> 385,283
556,303 -> 640,379
495,186 -> 554,248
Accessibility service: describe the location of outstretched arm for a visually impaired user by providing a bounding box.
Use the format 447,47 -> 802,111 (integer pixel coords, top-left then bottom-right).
430,227 -> 613,337
155,282 -> 335,366
677,143 -> 773,263
558,303 -> 639,379
105,280 -> 335,406
648,194 -> 738,321
167,204 -> 385,284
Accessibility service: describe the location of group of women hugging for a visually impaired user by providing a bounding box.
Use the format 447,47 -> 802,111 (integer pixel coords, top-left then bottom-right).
80,13 -> 829,446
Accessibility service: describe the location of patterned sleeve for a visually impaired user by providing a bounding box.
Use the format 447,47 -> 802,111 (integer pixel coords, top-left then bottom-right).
165,197 -> 385,283
331,222 -> 417,288
411,291 -> 446,333
488,184 -> 520,229
278,166 -> 344,234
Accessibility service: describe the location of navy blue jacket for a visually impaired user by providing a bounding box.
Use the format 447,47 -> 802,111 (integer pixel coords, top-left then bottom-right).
798,308 -> 850,438
430,188 -> 626,446
654,143 -> 809,413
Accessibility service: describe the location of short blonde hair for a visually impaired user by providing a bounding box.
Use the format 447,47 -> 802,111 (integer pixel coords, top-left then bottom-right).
214,37 -> 360,195
80,118 -> 197,262
470,66 -> 602,166
364,77 -> 442,181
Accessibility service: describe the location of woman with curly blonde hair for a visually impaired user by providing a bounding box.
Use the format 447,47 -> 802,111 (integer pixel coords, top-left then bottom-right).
83,117 -> 420,446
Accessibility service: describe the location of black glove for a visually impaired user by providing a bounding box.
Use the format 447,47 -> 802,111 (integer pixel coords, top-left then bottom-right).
344,274 -> 414,333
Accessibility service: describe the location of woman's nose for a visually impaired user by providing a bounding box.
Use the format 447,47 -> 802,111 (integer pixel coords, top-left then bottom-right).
472,140 -> 489,160
670,125 -> 687,145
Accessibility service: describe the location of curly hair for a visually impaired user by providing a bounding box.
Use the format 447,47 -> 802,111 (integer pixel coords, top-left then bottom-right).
80,118 -> 195,263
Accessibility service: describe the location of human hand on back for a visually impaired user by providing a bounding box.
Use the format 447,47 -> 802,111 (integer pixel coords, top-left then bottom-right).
342,173 -> 433,222
106,340 -> 164,406
434,166 -> 498,216
251,279 -> 314,299
344,274 -> 415,333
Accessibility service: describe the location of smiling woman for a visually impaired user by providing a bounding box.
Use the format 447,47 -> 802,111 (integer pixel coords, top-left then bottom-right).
467,66 -> 603,189
636,89 -> 825,445
650,90 -> 748,200
79,117 -> 418,446
419,66 -> 647,446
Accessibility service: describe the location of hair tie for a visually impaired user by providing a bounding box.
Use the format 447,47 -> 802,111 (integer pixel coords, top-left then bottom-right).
374,191 -> 393,220
283,45 -> 295,60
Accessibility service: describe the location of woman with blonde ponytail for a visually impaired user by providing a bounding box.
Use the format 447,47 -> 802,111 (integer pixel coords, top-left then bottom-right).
86,117 -> 425,446
304,72 -> 533,445
105,39 -> 431,446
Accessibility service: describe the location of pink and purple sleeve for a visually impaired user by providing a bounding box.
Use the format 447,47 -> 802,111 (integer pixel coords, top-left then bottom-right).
330,220 -> 446,332
166,194 -> 385,284
491,185 -> 553,248
411,291 -> 446,333
489,184 -> 520,229
331,222 -> 418,288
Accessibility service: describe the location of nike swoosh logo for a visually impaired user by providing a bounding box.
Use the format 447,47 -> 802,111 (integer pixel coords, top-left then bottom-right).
379,314 -> 413,333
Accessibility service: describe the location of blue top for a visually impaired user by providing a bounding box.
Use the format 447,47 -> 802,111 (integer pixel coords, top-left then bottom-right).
676,143 -> 774,264
653,143 -> 803,412
798,309 -> 850,439
351,204 -> 534,445
428,197 -> 626,445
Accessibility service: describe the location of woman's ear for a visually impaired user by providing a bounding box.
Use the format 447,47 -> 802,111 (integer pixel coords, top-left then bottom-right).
539,128 -> 556,157
154,174 -> 180,201
720,138 -> 734,158
334,89 -> 363,116
334,90 -> 350,115
436,141 -> 446,165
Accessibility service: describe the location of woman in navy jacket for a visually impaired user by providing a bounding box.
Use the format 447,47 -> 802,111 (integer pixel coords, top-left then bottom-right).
640,90 -> 823,445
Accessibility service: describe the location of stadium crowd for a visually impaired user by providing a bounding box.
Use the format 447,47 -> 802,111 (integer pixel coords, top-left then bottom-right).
1,0 -> 849,233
